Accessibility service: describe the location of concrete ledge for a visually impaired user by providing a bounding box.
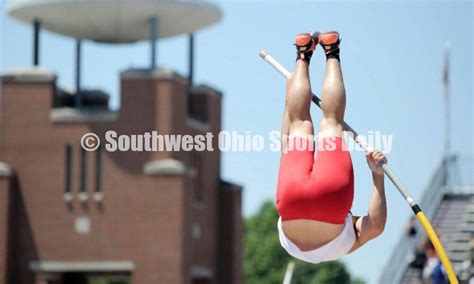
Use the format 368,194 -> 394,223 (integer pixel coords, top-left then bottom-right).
93,192 -> 104,202
78,192 -> 88,202
63,192 -> 73,203
29,261 -> 135,272
0,162 -> 13,178
51,107 -> 118,123
143,158 -> 189,176
1,67 -> 56,82
121,68 -> 187,84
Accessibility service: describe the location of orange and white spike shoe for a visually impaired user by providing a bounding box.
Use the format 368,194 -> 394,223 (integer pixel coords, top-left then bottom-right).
319,31 -> 341,56
294,32 -> 320,62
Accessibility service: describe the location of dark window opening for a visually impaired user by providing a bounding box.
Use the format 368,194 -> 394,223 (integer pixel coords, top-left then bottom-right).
39,272 -> 131,284
192,278 -> 211,284
53,88 -> 110,110
64,144 -> 73,195
80,148 -> 88,195
95,145 -> 102,194
190,150 -> 204,203
188,91 -> 208,122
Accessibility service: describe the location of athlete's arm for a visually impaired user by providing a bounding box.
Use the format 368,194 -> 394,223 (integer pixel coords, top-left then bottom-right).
348,150 -> 387,253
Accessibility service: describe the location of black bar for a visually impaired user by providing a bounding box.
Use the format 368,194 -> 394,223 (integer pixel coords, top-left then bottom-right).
80,148 -> 87,193
311,94 -> 321,107
33,20 -> 40,66
75,39 -> 82,109
150,16 -> 158,69
95,146 -> 102,193
411,204 -> 422,214
65,144 -> 72,193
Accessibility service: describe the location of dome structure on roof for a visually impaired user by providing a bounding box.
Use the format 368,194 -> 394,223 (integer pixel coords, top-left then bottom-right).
6,0 -> 222,43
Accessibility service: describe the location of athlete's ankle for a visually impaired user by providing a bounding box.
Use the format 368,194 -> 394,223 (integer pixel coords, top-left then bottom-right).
326,51 -> 340,61
296,51 -> 313,63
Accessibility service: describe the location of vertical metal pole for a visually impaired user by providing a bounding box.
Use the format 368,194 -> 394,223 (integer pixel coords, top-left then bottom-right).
150,16 -> 158,70
282,261 -> 295,284
188,33 -> 194,86
33,19 -> 40,66
443,40 -> 451,158
75,39 -> 82,109
187,34 -> 194,115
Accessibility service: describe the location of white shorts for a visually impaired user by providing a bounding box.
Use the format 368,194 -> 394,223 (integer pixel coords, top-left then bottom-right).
277,213 -> 356,264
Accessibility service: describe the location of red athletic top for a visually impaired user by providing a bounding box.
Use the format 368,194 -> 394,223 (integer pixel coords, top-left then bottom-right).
276,136 -> 354,224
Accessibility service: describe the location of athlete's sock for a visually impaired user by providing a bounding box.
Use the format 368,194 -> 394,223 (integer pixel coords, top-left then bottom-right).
326,49 -> 340,61
296,50 -> 313,63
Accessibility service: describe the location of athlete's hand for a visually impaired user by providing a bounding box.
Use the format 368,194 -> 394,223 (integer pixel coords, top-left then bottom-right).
366,149 -> 387,176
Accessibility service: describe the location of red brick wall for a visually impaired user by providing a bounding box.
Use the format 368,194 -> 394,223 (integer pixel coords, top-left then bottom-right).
217,183 -> 242,284
1,72 -> 186,283
0,178 -> 10,284
0,69 -> 242,284
163,81 -> 225,283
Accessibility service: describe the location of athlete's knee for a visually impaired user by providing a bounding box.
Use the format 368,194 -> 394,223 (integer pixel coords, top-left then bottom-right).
319,117 -> 344,136
289,120 -> 314,138
287,106 -> 311,123
320,116 -> 342,127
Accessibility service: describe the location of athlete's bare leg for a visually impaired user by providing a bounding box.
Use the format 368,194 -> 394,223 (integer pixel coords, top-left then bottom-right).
318,32 -> 345,138
280,33 -> 317,153
285,60 -> 314,139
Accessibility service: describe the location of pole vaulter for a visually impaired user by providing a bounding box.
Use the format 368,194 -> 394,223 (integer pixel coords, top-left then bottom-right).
260,45 -> 458,284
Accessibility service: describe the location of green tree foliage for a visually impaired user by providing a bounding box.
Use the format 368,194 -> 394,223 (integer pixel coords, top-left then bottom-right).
244,201 -> 365,284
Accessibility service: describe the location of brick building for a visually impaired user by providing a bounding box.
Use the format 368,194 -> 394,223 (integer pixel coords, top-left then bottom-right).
0,67 -> 242,284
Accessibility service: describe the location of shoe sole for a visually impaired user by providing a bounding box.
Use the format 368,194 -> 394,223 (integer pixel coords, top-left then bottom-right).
295,33 -> 316,52
319,31 -> 340,45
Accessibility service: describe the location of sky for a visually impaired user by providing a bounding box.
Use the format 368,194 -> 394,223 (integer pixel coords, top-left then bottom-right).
1,0 -> 473,283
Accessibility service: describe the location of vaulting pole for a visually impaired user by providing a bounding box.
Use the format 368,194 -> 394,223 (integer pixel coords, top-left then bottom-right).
259,50 -> 458,284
